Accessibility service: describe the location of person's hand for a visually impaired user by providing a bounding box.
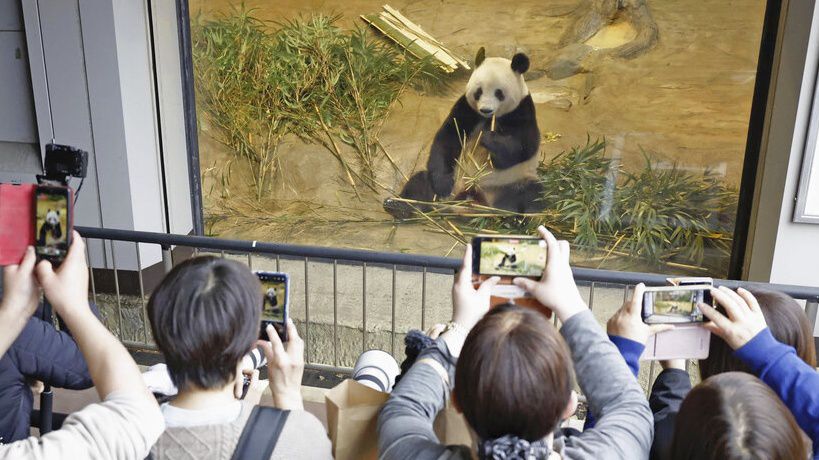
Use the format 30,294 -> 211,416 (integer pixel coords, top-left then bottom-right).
451,244 -> 499,330
512,226 -> 587,322
699,286 -> 767,350
425,323 -> 446,340
607,283 -> 673,344
258,320 -> 304,410
1,246 -> 39,319
233,366 -> 260,400
660,359 -> 686,371
35,232 -> 90,321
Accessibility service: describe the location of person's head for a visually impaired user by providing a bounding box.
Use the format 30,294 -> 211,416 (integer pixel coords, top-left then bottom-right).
699,289 -> 816,379
453,304 -> 574,443
147,256 -> 261,391
670,372 -> 808,460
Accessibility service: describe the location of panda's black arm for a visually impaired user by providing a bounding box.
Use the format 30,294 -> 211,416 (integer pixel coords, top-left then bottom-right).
427,96 -> 482,197
482,95 -> 540,169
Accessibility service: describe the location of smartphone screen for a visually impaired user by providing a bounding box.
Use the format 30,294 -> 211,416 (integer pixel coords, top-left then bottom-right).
473,236 -> 546,278
34,186 -> 71,263
643,286 -> 711,324
257,272 -> 288,342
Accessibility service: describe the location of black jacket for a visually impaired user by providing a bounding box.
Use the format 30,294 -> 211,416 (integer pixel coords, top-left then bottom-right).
649,368 -> 692,460
0,309 -> 93,443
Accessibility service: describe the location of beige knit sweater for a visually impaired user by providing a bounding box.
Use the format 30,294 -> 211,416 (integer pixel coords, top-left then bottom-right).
149,393 -> 332,460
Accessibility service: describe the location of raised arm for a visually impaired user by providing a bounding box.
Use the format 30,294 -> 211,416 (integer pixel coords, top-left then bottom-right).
378,245 -> 497,460
35,234 -> 152,399
0,235 -> 163,459
514,228 -> 654,459
0,247 -> 40,357
701,287 -> 819,450
427,96 -> 482,197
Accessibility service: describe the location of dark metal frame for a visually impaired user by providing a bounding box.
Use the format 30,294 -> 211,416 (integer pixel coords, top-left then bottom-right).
174,0 -> 204,235
729,0 -> 784,279
76,226 -> 819,300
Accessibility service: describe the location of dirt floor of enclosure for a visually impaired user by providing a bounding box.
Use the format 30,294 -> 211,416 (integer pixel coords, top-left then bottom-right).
192,0 -> 766,272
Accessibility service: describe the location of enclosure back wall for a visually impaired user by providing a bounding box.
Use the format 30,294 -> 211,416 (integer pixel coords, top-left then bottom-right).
187,0 -> 769,278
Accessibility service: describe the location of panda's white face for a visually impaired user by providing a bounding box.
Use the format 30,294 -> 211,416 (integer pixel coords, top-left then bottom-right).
465,57 -> 529,119
45,210 -> 60,226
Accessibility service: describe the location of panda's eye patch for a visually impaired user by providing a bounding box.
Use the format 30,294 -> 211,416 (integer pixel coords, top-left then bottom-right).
495,89 -> 505,101
474,88 -> 483,101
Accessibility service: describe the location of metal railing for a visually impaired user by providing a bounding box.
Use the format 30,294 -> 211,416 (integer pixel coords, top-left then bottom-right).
76,226 -> 819,387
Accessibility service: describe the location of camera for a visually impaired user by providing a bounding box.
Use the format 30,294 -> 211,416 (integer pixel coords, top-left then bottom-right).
40,143 -> 88,184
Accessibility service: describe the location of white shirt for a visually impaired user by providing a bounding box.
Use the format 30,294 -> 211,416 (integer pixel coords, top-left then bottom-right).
161,401 -> 243,428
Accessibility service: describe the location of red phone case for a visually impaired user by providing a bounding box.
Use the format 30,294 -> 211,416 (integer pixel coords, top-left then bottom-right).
0,184 -> 36,266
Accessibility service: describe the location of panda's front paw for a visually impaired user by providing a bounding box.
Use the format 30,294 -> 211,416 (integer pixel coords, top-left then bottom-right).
480,130 -> 499,149
429,172 -> 455,198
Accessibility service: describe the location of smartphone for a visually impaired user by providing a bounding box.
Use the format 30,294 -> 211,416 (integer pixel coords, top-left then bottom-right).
470,235 -> 551,317
471,235 -> 547,278
641,325 -> 711,360
256,271 -> 289,342
666,277 -> 714,287
642,285 -> 712,324
33,185 -> 72,266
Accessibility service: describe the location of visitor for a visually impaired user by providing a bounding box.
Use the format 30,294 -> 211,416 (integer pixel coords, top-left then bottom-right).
145,256 -> 331,460
378,226 -> 653,459
669,371 -> 809,460
605,284 -> 818,458
0,238 -> 164,459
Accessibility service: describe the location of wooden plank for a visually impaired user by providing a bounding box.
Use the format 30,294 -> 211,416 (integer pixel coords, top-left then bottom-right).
377,12 -> 459,69
360,14 -> 456,72
381,4 -> 470,70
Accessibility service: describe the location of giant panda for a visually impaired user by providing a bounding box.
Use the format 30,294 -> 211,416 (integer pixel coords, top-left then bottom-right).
384,48 -> 544,219
38,209 -> 62,245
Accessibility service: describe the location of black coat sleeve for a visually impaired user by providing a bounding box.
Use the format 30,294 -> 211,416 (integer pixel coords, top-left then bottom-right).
481,95 -> 540,170
649,369 -> 692,460
427,96 -> 482,197
8,316 -> 93,390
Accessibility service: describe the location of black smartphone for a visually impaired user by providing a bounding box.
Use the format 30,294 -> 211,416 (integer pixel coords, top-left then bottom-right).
641,285 -> 712,324
256,271 -> 289,342
471,235 -> 547,278
33,185 -> 72,266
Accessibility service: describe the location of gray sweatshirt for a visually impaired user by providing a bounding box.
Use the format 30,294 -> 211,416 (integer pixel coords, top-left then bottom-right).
377,310 -> 654,460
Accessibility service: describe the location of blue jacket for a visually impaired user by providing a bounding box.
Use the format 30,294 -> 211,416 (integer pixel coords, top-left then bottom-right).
0,313 -> 92,443
735,328 -> 819,457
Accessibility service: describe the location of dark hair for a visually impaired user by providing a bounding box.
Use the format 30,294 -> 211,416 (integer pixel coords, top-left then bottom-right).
700,289 -> 817,379
454,304 -> 573,441
671,372 -> 808,460
147,256 -> 261,391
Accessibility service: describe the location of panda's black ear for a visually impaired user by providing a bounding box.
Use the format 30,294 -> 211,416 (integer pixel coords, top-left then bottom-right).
511,53 -> 530,74
475,47 -> 486,67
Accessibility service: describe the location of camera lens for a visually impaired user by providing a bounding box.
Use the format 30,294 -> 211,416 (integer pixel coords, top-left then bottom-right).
352,350 -> 400,393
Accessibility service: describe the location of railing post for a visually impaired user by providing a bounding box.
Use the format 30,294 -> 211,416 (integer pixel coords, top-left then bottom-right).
161,245 -> 173,273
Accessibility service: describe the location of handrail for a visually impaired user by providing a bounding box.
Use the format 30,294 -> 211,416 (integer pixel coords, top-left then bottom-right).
75,226 -> 819,301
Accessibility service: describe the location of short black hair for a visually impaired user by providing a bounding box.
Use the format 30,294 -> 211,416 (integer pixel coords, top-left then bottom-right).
147,256 -> 261,391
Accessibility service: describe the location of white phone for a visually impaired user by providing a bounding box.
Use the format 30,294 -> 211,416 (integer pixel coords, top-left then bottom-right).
641,324 -> 711,360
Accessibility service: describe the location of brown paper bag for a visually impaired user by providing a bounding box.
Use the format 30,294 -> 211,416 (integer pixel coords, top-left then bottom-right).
325,379 -> 389,460
325,379 -> 473,460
